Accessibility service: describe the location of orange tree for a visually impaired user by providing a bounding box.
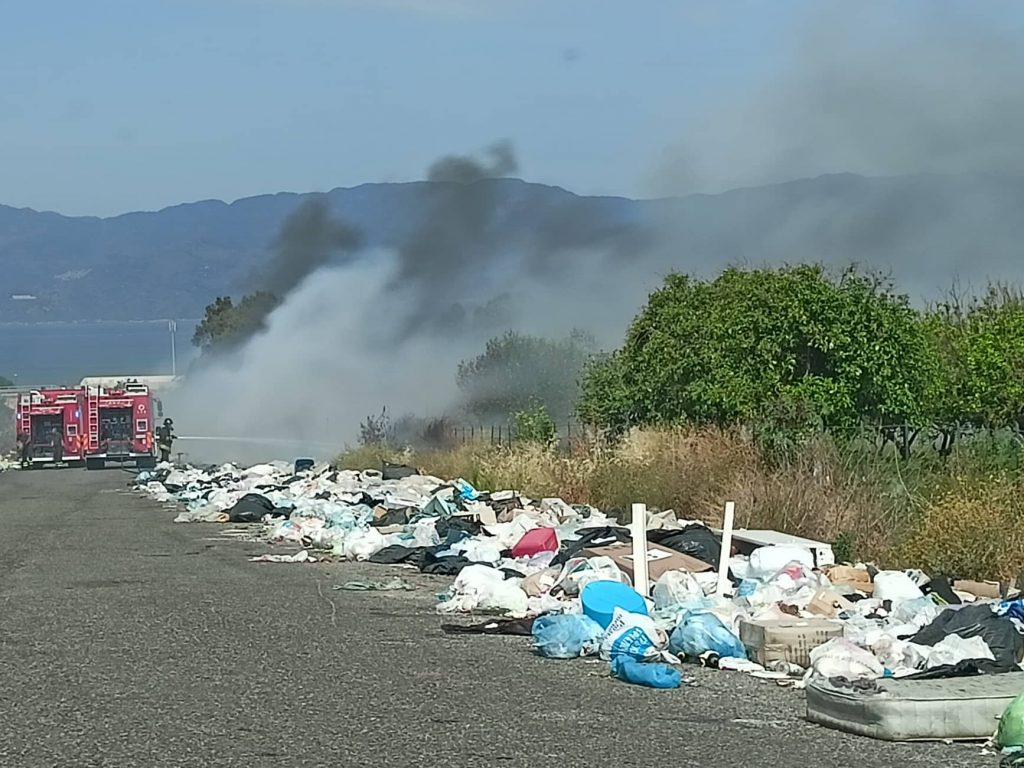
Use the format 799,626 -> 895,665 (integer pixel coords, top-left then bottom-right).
578,265 -> 934,441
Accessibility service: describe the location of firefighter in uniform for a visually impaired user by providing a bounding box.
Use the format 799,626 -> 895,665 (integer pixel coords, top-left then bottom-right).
156,418 -> 175,463
50,427 -> 63,465
17,431 -> 31,468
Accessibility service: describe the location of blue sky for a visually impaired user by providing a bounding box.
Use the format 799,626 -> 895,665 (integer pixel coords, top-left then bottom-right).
2,1 -> 1019,216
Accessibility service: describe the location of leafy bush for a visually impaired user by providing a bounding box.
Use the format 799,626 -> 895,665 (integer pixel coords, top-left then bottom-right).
512,402 -> 557,445
457,330 -> 596,424
579,265 -> 932,433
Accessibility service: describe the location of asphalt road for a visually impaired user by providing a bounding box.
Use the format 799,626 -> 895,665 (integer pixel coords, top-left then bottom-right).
0,468 -> 995,767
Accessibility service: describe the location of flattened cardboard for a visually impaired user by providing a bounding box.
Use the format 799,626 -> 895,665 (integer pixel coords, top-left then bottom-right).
582,542 -> 713,583
953,580 -> 1018,600
823,565 -> 874,595
805,587 -> 856,618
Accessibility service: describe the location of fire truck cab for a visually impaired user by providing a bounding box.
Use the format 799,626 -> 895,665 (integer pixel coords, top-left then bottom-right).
15,388 -> 87,466
84,380 -> 158,470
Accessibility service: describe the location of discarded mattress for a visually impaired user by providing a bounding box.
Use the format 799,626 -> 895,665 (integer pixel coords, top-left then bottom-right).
806,671 -> 1024,741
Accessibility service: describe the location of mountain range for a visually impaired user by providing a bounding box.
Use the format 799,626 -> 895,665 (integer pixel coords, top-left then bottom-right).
2,172 -> 1024,322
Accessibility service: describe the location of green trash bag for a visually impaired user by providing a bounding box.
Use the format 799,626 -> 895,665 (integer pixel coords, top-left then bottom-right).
996,691 -> 1024,750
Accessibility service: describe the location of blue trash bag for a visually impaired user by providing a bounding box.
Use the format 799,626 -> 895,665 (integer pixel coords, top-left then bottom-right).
996,598 -> 1024,623
532,613 -> 605,659
611,656 -> 681,689
669,611 -> 747,660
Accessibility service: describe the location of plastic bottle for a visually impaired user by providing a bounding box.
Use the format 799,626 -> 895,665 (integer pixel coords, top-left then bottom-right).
610,656 -> 682,689
767,659 -> 805,676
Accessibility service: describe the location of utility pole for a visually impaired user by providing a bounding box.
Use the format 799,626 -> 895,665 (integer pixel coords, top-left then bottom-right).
168,320 -> 177,377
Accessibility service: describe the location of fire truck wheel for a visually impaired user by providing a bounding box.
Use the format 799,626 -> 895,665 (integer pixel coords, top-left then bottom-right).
85,458 -> 105,471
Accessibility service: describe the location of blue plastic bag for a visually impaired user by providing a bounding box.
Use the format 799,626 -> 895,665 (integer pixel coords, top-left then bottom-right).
996,598 -> 1024,623
454,478 -> 481,501
532,613 -> 604,659
669,611 -> 747,660
611,656 -> 681,689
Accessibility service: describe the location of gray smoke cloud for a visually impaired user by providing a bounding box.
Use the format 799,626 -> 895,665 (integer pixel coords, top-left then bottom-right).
652,3 -> 1024,196
646,2 -> 1024,302
250,195 -> 362,296
385,140 -> 520,340
168,143 -> 654,462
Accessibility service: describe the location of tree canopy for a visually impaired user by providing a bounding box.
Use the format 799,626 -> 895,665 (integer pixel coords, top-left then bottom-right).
191,291 -> 281,353
922,286 -> 1024,432
456,330 -> 596,423
578,265 -> 934,433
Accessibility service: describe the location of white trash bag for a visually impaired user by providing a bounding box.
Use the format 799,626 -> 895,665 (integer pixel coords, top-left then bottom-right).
598,607 -> 669,662
809,638 -> 884,681
873,570 -> 925,602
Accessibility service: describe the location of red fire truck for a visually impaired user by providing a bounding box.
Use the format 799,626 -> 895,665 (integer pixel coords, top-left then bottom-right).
83,380 -> 158,470
15,387 -> 88,466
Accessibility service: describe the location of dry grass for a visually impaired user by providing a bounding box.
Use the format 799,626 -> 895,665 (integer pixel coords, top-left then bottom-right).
336,426 -> 1022,579
899,474 -> 1024,582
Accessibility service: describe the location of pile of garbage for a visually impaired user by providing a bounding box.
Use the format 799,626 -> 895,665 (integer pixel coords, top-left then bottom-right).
136,460 -> 1024,698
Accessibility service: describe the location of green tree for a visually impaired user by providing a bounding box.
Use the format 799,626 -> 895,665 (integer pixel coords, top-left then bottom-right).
512,401 -> 557,445
579,265 -> 932,436
918,285 -> 1024,444
456,330 -> 596,423
192,291 -> 281,353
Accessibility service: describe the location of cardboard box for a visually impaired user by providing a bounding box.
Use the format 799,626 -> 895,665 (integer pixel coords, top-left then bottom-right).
739,617 -> 843,668
582,542 -> 713,583
822,565 -> 874,595
805,587 -> 855,618
953,580 -> 1018,600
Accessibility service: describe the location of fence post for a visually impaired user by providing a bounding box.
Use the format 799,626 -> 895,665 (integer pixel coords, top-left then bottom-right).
631,502 -> 649,597
716,501 -> 736,596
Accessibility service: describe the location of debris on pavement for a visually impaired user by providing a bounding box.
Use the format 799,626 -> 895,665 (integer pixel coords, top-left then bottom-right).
334,577 -> 413,592
135,460 -> 1024,742
249,550 -> 316,563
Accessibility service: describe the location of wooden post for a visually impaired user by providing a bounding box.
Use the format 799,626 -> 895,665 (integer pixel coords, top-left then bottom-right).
716,501 -> 735,596
631,503 -> 650,597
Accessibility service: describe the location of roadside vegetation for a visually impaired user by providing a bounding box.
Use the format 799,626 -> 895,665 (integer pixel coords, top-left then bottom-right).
337,264 -> 1024,582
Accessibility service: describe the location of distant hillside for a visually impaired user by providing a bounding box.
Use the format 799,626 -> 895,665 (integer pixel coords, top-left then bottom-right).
2,172 -> 1023,322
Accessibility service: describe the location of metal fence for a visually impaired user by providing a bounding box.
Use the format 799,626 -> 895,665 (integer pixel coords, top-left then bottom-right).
419,420 -> 587,448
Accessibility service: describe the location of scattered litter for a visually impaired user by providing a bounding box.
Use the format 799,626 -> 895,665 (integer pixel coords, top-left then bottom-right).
532,613 -> 604,659
136,459 -> 1024,742
442,618 -> 536,636
334,577 -> 413,592
611,656 -> 681,689
249,550 -> 315,564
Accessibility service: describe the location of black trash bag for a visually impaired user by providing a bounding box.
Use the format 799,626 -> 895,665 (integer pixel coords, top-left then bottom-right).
436,516 -> 482,541
902,658 -> 1007,680
369,508 -> 410,527
382,461 -> 419,481
441,617 -> 536,636
369,545 -> 428,567
551,526 -> 631,566
921,575 -> 962,606
420,553 -> 471,576
908,603 -> 1024,673
227,493 -> 277,523
648,524 -> 722,566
